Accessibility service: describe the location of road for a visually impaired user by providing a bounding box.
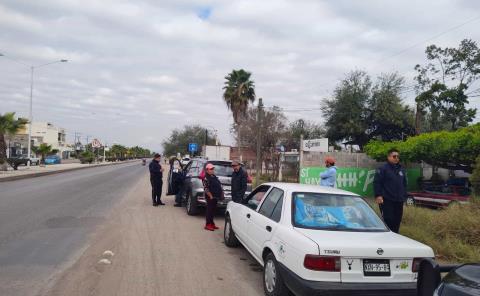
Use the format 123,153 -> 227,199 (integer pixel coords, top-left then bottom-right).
0,161 -> 264,296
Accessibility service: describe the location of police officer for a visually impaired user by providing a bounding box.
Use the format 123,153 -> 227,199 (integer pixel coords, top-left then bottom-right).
373,148 -> 407,233
231,161 -> 248,203
149,153 -> 165,206
202,163 -> 224,231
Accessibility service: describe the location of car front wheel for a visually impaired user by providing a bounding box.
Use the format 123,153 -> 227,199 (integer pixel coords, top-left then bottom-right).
263,253 -> 289,296
186,191 -> 199,216
224,216 -> 240,247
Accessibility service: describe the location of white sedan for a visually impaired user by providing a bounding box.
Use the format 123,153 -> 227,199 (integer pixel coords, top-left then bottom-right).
224,183 -> 434,296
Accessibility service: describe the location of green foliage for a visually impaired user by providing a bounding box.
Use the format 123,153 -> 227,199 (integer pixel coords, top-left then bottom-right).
365,124 -> 480,173
80,151 -> 95,164
223,69 -> 256,125
415,39 -> 480,131
162,125 -> 216,157
34,143 -> 54,164
471,156 -> 480,197
0,112 -> 28,168
323,71 -> 415,150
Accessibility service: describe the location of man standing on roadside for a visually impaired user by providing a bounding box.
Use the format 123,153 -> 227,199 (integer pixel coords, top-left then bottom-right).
149,153 -> 165,206
231,161 -> 248,203
373,148 -> 407,233
202,163 -> 224,231
320,156 -> 337,187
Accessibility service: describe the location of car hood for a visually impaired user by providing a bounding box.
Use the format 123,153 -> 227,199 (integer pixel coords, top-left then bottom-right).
295,228 -> 434,258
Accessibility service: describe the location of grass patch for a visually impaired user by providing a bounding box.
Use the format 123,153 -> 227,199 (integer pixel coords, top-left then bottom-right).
368,198 -> 480,263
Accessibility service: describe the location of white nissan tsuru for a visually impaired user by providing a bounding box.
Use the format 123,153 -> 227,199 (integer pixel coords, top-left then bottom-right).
224,183 -> 434,296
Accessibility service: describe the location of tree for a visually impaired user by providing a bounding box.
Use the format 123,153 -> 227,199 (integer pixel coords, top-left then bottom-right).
284,119 -> 325,151
0,112 -> 28,171
34,143 -> 58,164
162,125 -> 216,157
365,123 -> 480,173
223,69 -> 256,125
415,39 -> 480,132
323,71 -> 415,150
109,144 -> 128,159
234,106 -> 287,177
368,73 -> 416,141
222,69 -> 256,158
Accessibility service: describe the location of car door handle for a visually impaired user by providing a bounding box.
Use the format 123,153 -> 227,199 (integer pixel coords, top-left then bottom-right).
246,214 -> 250,218
266,226 -> 272,232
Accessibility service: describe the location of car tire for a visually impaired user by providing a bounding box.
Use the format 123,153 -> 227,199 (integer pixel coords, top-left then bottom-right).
224,216 -> 240,247
406,196 -> 415,206
263,253 -> 289,296
186,191 -> 199,216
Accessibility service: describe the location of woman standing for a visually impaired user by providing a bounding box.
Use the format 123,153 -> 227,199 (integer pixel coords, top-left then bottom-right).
202,163 -> 224,231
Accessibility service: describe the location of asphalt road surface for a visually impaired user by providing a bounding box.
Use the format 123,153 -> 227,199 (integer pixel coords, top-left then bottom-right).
0,161 -> 264,296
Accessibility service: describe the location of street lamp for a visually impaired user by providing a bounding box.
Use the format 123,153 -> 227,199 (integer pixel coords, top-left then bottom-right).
0,53 -> 68,166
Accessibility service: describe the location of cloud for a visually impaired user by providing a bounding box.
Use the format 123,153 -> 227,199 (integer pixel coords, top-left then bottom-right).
1,0 -> 479,151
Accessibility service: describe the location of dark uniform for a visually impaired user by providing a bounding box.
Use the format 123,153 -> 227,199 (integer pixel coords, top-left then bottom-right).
373,162 -> 407,233
231,167 -> 248,203
202,173 -> 224,226
149,159 -> 163,205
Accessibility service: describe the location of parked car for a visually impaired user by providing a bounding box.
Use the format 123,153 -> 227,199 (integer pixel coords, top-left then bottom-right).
407,185 -> 470,208
7,155 -> 40,169
44,155 -> 61,165
225,183 -> 434,296
417,258 -> 480,296
181,158 -> 252,215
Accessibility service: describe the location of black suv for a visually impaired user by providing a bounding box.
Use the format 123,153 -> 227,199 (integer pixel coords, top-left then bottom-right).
181,158 -> 251,215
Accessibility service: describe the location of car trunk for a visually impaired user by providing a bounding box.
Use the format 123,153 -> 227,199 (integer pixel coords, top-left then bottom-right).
295,228 -> 433,283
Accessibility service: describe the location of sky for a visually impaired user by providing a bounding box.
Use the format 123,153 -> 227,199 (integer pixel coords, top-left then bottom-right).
1,0 -> 480,152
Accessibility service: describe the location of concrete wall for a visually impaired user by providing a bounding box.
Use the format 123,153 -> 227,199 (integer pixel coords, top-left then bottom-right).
302,152 -> 382,169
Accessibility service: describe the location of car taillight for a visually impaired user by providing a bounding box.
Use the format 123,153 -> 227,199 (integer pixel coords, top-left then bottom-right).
304,255 -> 341,272
412,258 -> 423,272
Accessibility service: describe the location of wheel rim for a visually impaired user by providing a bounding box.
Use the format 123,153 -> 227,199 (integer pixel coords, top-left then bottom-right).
264,259 -> 276,293
225,220 -> 231,241
407,198 -> 414,206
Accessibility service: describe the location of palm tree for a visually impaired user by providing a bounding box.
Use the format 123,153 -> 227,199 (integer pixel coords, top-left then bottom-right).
0,112 -> 28,171
36,143 -> 53,165
222,69 -> 256,160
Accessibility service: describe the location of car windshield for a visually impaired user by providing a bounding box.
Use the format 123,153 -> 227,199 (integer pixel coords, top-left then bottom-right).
209,162 -> 234,177
292,192 -> 387,232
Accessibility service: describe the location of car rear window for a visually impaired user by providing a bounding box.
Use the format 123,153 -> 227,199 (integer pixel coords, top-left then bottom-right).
208,161 -> 234,177
292,192 -> 387,232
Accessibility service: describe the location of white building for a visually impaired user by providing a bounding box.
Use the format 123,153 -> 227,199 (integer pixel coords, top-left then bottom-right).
7,122 -> 72,159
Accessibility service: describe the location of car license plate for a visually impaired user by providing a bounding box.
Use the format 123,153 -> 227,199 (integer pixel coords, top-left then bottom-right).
223,185 -> 231,191
363,259 -> 391,276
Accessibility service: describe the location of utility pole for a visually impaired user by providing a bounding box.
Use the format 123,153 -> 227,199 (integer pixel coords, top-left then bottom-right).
205,129 -> 208,147
299,134 -> 304,180
255,98 -> 263,186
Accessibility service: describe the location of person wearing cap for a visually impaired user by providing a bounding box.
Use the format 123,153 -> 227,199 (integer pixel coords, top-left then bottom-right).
149,153 -> 165,206
320,156 -> 337,187
231,161 -> 248,203
202,163 -> 224,231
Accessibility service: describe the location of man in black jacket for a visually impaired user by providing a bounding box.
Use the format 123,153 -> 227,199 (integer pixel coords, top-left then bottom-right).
373,148 -> 407,233
149,153 -> 165,206
231,161 -> 247,203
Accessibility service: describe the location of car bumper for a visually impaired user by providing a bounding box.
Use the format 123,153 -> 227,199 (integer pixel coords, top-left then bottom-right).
278,263 -> 417,296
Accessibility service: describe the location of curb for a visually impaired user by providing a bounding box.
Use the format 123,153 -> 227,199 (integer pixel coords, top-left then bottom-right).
0,160 -> 140,182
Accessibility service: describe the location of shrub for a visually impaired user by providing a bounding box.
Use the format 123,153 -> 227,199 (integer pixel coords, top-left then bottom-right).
79,151 -> 95,164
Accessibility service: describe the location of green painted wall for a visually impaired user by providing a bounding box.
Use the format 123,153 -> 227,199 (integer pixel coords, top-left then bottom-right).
299,167 -> 421,197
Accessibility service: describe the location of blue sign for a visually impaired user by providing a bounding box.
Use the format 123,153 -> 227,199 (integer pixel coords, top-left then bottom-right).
188,143 -> 198,152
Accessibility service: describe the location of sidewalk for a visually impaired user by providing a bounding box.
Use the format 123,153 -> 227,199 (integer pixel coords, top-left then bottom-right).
0,160 -> 138,182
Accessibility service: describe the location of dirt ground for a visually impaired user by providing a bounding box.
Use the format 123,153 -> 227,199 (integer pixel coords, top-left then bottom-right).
43,168 -> 264,296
